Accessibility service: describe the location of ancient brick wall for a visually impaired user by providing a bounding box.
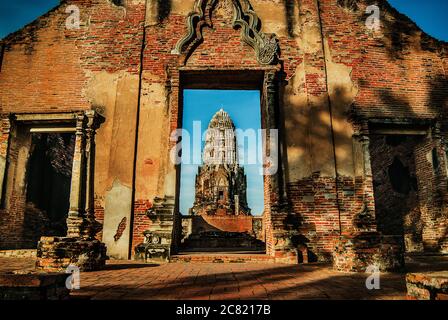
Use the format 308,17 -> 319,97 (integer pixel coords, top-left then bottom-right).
283,0 -> 448,261
320,0 -> 447,119
414,135 -> 448,252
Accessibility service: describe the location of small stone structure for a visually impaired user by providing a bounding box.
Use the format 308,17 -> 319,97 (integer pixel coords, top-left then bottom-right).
33,111 -> 108,272
183,231 -> 265,250
406,272 -> 448,300
333,232 -> 405,272
36,237 -> 106,272
135,196 -> 178,263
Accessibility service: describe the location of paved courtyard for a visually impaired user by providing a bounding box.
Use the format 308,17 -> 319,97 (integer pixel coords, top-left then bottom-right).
1,255 -> 447,300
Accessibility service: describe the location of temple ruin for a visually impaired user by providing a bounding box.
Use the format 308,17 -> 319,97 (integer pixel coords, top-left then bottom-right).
0,0 -> 446,272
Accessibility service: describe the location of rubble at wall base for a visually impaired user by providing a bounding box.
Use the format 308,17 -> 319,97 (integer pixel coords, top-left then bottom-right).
406,272 -> 448,300
36,237 -> 107,272
333,232 -> 405,272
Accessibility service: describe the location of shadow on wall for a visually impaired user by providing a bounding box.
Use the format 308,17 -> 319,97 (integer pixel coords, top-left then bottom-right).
357,75 -> 447,253
157,0 -> 172,23
282,0 -> 296,38
281,41 -> 448,256
282,80 -> 361,262
378,1 -> 447,61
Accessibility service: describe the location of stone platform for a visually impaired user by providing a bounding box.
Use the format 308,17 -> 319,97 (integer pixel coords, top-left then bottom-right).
0,271 -> 69,300
171,251 -> 275,264
0,249 -> 37,259
36,237 -> 107,272
406,272 -> 448,300
333,232 -> 405,272
182,231 -> 266,251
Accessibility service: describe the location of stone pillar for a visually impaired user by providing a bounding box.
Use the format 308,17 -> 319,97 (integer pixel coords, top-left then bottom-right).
264,70 -> 299,264
0,116 -> 12,206
353,121 -> 377,232
66,111 -> 103,239
66,113 -> 87,238
83,110 -> 103,239
430,123 -> 448,253
263,70 -> 281,208
432,123 -> 448,196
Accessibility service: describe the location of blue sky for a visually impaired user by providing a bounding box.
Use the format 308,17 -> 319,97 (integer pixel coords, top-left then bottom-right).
0,1 -> 447,41
387,0 -> 448,41
0,0 -> 59,39
180,90 -> 265,216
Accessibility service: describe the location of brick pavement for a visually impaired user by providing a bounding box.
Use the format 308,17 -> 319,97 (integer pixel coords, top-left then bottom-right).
2,256 -> 447,300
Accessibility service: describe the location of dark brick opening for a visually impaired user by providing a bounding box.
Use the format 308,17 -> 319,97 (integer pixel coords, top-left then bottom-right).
24,133 -> 75,244
370,134 -> 424,252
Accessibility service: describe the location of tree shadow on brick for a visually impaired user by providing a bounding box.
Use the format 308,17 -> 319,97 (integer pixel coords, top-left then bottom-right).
378,1 -> 447,61
281,82 -> 362,262
282,0 -> 296,38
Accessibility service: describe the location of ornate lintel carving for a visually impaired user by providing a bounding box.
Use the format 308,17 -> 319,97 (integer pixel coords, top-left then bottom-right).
171,0 -> 217,56
232,0 -> 279,65
172,0 -> 279,66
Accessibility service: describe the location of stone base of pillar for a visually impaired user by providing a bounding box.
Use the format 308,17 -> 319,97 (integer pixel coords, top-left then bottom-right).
273,249 -> 298,264
406,272 -> 448,300
333,232 -> 405,272
135,242 -> 171,263
36,237 -> 108,272
134,197 -> 175,263
441,237 -> 448,254
270,212 -> 300,264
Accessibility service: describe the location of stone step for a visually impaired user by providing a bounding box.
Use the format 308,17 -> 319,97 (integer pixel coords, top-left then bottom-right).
406,272 -> 448,300
0,250 -> 37,259
182,231 -> 266,250
170,253 -> 275,264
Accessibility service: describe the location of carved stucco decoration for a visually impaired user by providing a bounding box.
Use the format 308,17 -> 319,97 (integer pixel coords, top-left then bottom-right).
172,0 -> 279,65
337,0 -> 358,11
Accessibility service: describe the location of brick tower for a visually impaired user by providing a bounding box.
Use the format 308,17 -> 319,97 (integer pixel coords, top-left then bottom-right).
190,109 -> 251,216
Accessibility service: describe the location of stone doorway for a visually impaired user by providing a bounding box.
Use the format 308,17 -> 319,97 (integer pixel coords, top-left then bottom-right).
24,132 -> 75,243
0,117 -> 77,249
172,70 -> 280,258
370,134 -> 423,253
368,124 -> 446,254
178,88 -> 265,254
